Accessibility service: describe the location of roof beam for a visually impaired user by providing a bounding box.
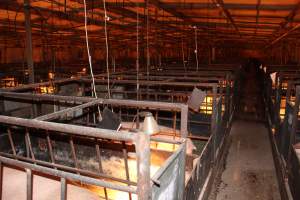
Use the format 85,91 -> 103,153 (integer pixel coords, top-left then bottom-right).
215,0 -> 241,37
147,0 -> 195,26
268,1 -> 300,46
77,2 -> 296,11
254,0 -> 261,35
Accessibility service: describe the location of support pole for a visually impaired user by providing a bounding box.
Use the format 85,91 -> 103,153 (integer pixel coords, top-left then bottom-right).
24,0 -> 34,83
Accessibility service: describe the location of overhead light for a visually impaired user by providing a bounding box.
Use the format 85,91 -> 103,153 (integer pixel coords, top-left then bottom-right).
216,3 -> 220,7
139,112 -> 160,135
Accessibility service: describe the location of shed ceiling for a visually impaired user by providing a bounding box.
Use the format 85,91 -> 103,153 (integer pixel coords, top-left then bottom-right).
0,0 -> 300,49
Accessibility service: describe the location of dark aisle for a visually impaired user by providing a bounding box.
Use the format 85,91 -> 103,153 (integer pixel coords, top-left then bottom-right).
236,62 -> 265,121
208,61 -> 281,200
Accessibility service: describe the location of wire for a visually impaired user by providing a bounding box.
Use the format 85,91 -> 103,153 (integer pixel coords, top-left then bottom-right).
194,28 -> 199,71
181,37 -> 186,71
103,0 -> 111,99
136,6 -> 139,101
146,0 -> 150,79
83,0 -> 102,120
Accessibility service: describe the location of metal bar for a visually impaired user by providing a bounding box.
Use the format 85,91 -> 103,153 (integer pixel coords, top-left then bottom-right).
173,111 -> 177,150
24,0 -> 34,83
122,142 -> 132,200
82,78 -> 217,87
95,141 -> 104,173
287,86 -> 300,168
69,137 -> 79,169
35,99 -> 103,121
95,140 -> 108,200
25,128 -> 36,161
7,128 -> 16,156
46,131 -> 56,165
0,156 -> 137,193
135,133 -> 151,199
180,105 -> 188,138
26,168 -> 33,200
60,177 -> 67,200
211,85 -> 218,132
0,162 -> 2,200
0,152 -> 136,186
215,0 -> 241,37
0,115 -> 136,142
0,92 -> 185,111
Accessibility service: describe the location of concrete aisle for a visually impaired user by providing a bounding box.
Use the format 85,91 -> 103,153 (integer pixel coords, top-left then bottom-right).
209,120 -> 281,200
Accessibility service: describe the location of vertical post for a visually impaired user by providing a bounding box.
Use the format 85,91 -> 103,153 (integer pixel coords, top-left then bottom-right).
24,0 -> 34,83
287,86 -> 300,168
46,131 -> 56,165
275,75 -> 282,122
0,96 -> 4,115
180,105 -> 188,138
122,142 -> 132,200
211,85 -> 218,161
225,74 -> 230,122
194,28 -> 199,71
177,142 -> 186,200
26,168 -> 33,200
95,140 -> 108,200
60,177 -> 67,200
135,132 -> 150,200
286,81 -> 292,102
0,162 -> 2,200
211,85 -> 218,132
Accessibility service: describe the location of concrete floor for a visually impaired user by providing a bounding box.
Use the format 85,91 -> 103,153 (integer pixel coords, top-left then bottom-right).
208,120 -> 281,200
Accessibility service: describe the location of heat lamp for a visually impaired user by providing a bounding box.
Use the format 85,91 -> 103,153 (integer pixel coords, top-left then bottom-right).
139,112 -> 160,135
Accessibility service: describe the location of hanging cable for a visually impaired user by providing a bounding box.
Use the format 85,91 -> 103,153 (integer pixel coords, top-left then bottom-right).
136,4 -> 139,101
146,0 -> 150,79
194,27 -> 199,71
181,36 -> 186,71
83,0 -> 102,120
103,0 -> 111,99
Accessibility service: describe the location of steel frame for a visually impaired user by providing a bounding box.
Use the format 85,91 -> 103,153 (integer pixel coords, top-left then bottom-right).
0,111 -> 186,200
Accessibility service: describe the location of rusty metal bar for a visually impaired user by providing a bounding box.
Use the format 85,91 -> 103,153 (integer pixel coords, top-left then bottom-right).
24,0 -> 34,84
0,92 -> 185,111
81,78 -> 217,87
60,177 -> 67,200
0,152 -> 136,186
0,115 -> 136,142
122,141 -> 132,200
135,132 -> 151,199
26,168 -> 33,200
46,131 -> 56,165
180,105 -> 188,138
95,140 -> 108,200
0,156 -> 137,193
25,128 -> 36,162
69,137 -> 79,169
211,85 -> 218,132
7,128 -> 16,156
34,99 -> 103,121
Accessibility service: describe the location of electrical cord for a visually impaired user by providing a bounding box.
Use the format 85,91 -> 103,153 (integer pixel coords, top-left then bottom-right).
103,0 -> 111,99
83,0 -> 102,120
194,28 -> 199,71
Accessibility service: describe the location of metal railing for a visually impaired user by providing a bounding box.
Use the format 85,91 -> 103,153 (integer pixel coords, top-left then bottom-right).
0,114 -> 186,200
264,73 -> 300,199
184,96 -> 230,199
